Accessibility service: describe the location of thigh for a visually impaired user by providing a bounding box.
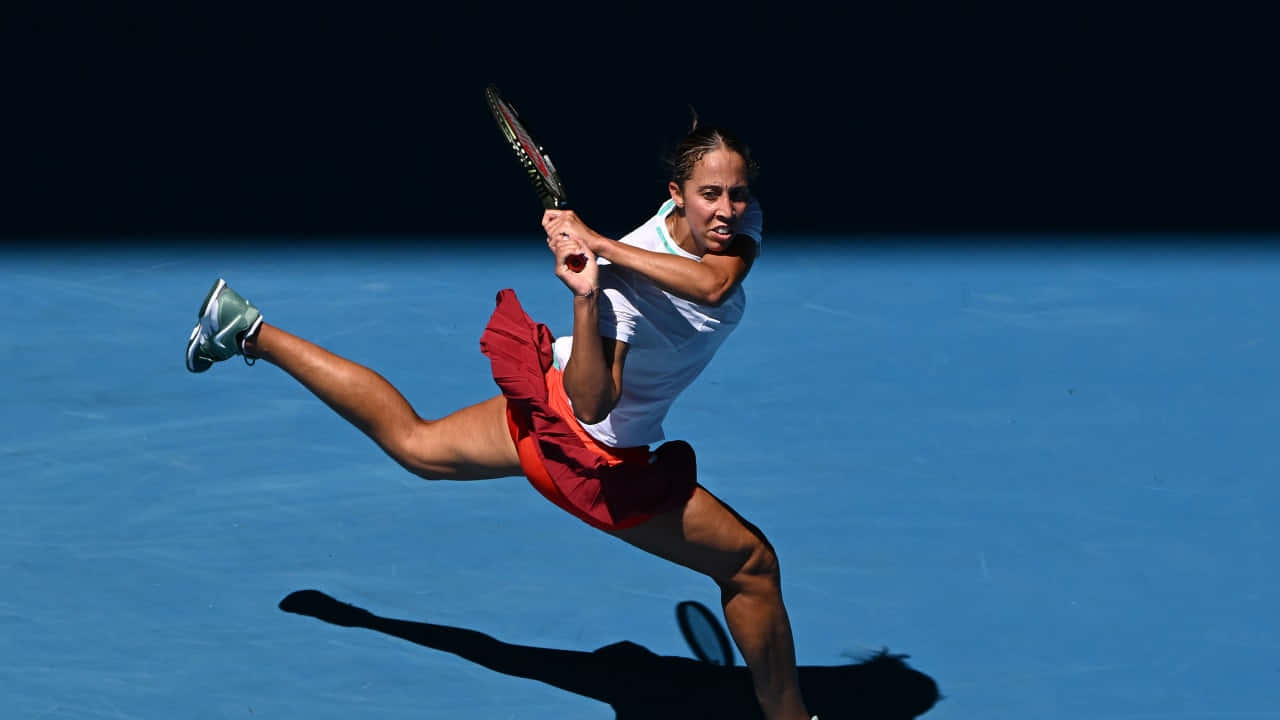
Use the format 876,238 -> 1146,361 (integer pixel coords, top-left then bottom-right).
607,486 -> 771,584
402,395 -> 524,480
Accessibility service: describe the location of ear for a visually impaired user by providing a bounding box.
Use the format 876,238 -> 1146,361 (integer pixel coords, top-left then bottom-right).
668,181 -> 685,211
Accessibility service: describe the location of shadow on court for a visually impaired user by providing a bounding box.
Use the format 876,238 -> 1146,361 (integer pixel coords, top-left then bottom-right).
280,590 -> 941,719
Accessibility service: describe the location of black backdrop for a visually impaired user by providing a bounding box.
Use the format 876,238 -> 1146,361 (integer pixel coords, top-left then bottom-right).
6,4 -> 1277,240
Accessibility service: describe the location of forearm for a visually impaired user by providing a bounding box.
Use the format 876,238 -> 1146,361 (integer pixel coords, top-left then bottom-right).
593,239 -> 733,305
561,291 -> 617,424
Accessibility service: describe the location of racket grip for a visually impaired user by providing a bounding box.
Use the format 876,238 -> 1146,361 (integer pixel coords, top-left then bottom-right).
567,254 -> 587,273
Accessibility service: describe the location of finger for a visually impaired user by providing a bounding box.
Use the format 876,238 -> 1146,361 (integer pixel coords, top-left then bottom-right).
550,235 -> 577,257
559,234 -> 587,255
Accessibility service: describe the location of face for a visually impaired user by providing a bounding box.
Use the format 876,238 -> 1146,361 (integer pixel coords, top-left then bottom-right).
670,147 -> 751,255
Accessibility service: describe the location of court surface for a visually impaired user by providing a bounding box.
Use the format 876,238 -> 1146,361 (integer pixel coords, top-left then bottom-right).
3,237 -> 1277,719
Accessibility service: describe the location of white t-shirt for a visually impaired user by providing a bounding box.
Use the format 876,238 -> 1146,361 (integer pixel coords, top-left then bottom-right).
552,199 -> 763,447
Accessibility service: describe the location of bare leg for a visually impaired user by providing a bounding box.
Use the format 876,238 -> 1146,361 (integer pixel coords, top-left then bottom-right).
610,487 -> 810,720
244,322 -> 522,480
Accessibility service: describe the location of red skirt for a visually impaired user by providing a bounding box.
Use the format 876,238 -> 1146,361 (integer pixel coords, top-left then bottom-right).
479,289 -> 697,531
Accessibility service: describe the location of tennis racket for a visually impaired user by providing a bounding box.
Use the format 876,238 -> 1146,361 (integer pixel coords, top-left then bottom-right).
485,85 -> 587,273
676,600 -> 736,666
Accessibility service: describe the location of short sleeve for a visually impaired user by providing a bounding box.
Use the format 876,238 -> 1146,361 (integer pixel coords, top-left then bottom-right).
738,199 -> 763,253
597,286 -> 638,344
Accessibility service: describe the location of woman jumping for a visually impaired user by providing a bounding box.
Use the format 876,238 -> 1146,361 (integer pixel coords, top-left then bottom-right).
185,124 -> 815,720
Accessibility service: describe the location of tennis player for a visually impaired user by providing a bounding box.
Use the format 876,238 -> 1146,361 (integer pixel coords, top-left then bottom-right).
186,124 -> 816,720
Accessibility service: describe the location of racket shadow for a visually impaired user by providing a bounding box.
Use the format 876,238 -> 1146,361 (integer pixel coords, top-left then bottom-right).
279,589 -> 941,719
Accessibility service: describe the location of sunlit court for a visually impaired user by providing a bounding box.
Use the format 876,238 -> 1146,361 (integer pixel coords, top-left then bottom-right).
3,237 -> 1276,718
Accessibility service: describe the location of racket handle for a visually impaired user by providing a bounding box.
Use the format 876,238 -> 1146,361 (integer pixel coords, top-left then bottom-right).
566,254 -> 587,273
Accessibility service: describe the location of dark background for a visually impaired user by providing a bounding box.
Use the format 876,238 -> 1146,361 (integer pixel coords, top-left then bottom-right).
5,4 -> 1277,241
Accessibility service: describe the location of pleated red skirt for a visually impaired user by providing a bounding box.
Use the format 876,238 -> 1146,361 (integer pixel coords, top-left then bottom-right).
479,289 -> 697,531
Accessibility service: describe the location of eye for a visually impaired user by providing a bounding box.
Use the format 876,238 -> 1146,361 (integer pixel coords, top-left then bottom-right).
729,187 -> 751,204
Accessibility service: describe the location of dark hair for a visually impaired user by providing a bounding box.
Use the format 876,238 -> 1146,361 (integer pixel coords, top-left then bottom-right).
664,110 -> 759,187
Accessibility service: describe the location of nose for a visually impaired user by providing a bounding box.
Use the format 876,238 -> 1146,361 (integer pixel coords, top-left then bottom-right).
715,194 -> 736,221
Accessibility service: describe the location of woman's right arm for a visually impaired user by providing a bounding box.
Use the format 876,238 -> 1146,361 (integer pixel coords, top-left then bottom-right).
548,233 -> 628,425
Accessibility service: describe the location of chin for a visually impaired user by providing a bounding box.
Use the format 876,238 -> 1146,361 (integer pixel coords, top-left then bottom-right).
704,235 -> 732,253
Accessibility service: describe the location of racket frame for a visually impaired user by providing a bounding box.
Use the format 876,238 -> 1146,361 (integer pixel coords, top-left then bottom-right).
485,85 -> 585,272
485,86 -> 569,210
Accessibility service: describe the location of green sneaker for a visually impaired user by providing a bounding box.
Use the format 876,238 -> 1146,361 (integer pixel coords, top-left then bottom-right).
185,278 -> 263,373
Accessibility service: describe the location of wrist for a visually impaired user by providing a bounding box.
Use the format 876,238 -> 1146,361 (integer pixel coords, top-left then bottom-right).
587,234 -> 611,256
573,287 -> 600,300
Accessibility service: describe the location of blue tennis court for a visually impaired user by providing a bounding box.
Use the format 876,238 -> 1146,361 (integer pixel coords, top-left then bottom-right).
4,237 -> 1277,718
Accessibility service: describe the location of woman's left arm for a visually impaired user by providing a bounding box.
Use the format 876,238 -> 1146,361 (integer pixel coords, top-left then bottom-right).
591,235 -> 756,307
543,211 -> 758,307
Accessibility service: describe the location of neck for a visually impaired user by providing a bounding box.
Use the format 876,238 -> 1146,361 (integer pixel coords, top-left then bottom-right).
665,210 -> 701,256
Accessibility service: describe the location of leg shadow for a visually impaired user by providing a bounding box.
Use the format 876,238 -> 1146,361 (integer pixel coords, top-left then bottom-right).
280,589 -> 941,719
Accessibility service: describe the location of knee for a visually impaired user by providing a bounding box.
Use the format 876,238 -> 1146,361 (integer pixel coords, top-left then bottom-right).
384,420 -> 449,480
719,536 -> 781,595
404,462 -> 448,481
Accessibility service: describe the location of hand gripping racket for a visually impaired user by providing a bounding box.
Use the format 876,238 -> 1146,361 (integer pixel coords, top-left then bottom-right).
485,85 -> 587,272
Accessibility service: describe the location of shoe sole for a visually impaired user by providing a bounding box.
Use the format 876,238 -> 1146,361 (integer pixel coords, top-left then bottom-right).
185,278 -> 227,372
